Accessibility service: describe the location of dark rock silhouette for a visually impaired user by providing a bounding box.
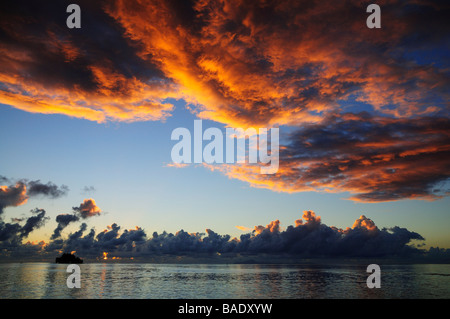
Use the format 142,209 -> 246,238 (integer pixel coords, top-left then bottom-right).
55,252 -> 83,264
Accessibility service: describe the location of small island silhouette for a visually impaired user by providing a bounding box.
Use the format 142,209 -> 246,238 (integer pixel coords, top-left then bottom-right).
55,252 -> 83,264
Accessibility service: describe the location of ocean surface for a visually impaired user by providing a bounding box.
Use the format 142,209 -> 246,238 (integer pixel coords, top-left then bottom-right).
0,263 -> 449,299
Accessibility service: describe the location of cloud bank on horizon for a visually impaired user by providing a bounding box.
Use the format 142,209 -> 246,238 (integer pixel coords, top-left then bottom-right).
0,199 -> 434,261
1,176 -> 449,261
0,1 -> 449,202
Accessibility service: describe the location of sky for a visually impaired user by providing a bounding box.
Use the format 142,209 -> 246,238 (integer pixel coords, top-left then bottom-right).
0,0 -> 449,261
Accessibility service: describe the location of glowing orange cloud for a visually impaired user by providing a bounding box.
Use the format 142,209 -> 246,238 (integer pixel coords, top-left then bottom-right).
352,215 -> 378,232
203,114 -> 450,202
0,7 -> 177,123
104,0 -> 448,128
74,198 -> 102,218
235,225 -> 251,232
0,183 -> 28,213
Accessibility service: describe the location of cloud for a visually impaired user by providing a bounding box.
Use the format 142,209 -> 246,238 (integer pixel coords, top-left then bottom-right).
0,0 -> 176,123
50,213 -> 80,240
352,215 -> 377,232
204,113 -> 450,202
81,186 -> 96,195
1,0 -> 447,127
2,205 -> 445,262
0,208 -> 49,246
7,209 -> 425,261
26,180 -> 69,198
0,178 -> 70,214
18,208 -> 49,239
47,223 -> 147,257
0,183 -> 28,215
104,0 -> 449,127
0,176 -> 10,184
72,198 -> 102,219
234,210 -> 425,258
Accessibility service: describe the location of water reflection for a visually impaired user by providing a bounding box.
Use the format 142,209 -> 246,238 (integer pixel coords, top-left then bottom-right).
0,263 -> 449,299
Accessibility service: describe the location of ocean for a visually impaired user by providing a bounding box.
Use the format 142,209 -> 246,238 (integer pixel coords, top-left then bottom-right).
0,263 -> 449,299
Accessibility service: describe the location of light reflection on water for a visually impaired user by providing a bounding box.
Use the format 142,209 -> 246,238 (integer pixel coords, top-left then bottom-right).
0,263 -> 449,299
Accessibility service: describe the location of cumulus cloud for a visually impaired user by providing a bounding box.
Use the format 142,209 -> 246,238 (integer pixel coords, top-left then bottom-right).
47,198 -> 102,241
50,213 -> 80,240
2,209 -> 425,261
27,180 -> 69,198
0,208 -> 49,247
72,198 -> 102,219
19,208 -> 50,239
0,183 -> 28,215
0,178 -> 69,214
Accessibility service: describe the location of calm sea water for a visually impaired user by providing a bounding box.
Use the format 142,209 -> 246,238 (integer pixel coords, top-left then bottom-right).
0,263 -> 449,299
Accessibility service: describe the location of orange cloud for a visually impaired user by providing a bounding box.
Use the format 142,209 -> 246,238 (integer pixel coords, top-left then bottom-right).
104,0 -> 448,128
0,3 -> 177,123
74,198 -> 101,219
352,215 -> 378,232
1,0 -> 447,128
0,183 -> 28,214
253,219 -> 281,235
203,114 -> 450,202
235,225 -> 251,232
